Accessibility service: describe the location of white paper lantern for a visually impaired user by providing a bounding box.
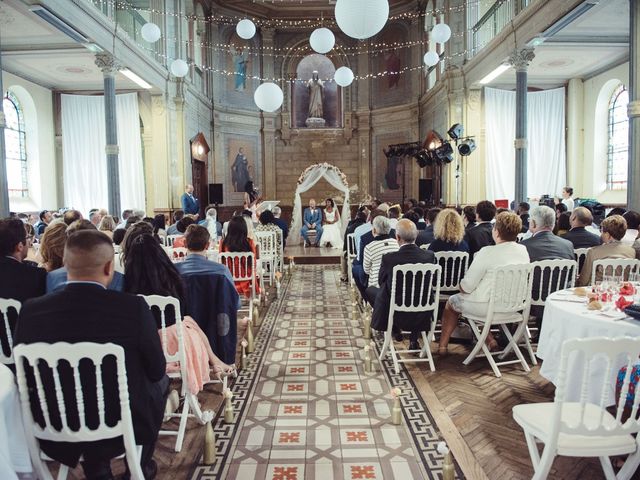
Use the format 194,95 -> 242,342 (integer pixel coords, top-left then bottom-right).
335,0 -> 389,40
236,19 -> 256,40
423,51 -> 439,67
431,23 -> 452,44
334,66 -> 354,87
170,59 -> 189,77
141,22 -> 161,43
310,27 -> 335,54
254,83 -> 283,112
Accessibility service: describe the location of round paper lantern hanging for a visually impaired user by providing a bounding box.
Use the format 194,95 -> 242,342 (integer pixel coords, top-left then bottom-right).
423,51 -> 439,67
236,19 -> 256,40
254,82 -> 284,112
170,59 -> 189,77
431,23 -> 452,44
334,66 -> 354,87
335,0 -> 389,40
310,27 -> 335,54
141,22 -> 161,43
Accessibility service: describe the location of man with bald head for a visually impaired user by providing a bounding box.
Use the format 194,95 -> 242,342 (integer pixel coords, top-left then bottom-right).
369,219 -> 436,351
15,230 -> 168,479
561,206 -> 602,249
181,183 -> 200,216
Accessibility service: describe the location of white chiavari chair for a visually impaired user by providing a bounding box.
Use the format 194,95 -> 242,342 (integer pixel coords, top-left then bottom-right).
347,233 -> 357,287
513,337 -> 640,480
139,295 -> 215,452
14,342 -> 145,480
574,247 -> 591,274
0,298 -> 20,365
254,230 -> 277,286
164,235 -> 181,248
591,259 -> 640,286
378,263 -> 442,373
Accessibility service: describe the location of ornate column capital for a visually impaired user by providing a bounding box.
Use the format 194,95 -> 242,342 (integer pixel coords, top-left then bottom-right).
95,53 -> 121,76
509,48 -> 535,72
262,27 -> 275,43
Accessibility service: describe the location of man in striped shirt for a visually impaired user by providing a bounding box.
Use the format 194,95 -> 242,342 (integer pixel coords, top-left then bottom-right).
363,216 -> 399,303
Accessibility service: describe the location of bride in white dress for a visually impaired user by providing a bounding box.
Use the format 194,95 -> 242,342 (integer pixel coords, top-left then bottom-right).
319,198 -> 342,249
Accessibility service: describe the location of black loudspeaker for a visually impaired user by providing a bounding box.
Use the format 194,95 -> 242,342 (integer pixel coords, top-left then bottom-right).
208,183 -> 223,205
418,179 -> 433,202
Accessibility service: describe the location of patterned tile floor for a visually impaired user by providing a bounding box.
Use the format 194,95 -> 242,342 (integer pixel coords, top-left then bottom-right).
191,266 -> 457,480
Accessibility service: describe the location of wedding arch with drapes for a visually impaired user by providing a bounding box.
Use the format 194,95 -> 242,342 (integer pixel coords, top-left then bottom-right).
288,163 -> 350,245
61,93 -> 145,215
484,87 -> 566,201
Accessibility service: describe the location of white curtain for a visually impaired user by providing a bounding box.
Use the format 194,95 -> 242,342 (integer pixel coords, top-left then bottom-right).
484,87 -> 566,201
288,164 -> 350,245
61,93 -> 145,215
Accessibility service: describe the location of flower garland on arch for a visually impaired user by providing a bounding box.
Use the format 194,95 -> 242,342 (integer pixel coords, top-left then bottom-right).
296,162 -> 349,187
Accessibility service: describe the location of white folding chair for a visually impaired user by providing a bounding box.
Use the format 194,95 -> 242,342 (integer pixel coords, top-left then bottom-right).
427,252 -> 469,342
462,263 -> 534,377
219,252 -> 258,324
164,235 -> 181,247
574,247 -> 591,274
274,228 -> 284,273
513,337 -> 640,480
378,263 -> 442,373
502,259 -> 578,364
591,258 -> 640,285
14,342 -> 145,480
347,233 -> 357,287
171,247 -> 188,263
139,295 -> 215,452
255,230 -> 277,286
0,298 -> 20,365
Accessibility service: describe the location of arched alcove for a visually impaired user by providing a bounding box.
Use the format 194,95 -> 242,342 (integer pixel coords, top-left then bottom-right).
292,53 -> 341,128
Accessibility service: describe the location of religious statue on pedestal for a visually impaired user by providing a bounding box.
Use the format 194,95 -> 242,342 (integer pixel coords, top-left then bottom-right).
305,71 -> 326,128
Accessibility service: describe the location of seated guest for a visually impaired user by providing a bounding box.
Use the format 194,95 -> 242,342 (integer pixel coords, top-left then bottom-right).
123,229 -> 234,378
353,210 -> 387,297
340,207 -> 367,282
555,202 -> 568,222
301,199 -> 323,247
363,216 -> 399,303
116,209 -> 133,230
387,206 -> 401,230
34,210 -> 52,238
0,218 -> 47,303
62,209 -> 82,225
23,223 -> 39,266
554,211 -> 571,236
272,206 -> 289,246
152,214 -> 167,238
416,208 -> 441,246
439,212 -> 529,354
201,207 -> 222,240
427,209 -> 469,253
633,233 -> 640,260
98,214 -> 116,239
622,211 -> 640,245
15,230 -> 168,479
517,202 -> 530,233
46,220 -> 125,293
125,215 -> 142,231
413,207 -> 426,230
577,215 -> 636,286
562,206 -> 602,248
219,216 -> 260,297
608,207 -> 627,218
369,219 -> 436,350
39,222 -> 68,272
462,205 -> 476,232
353,208 -> 374,254
404,198 -> 418,212
177,225 -> 235,286
521,206 -> 574,261
464,200 -> 497,259
166,210 -> 185,235
255,210 -> 284,254
113,228 -> 126,246
172,216 -> 197,248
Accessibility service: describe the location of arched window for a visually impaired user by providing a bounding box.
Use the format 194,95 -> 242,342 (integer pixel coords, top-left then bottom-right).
3,91 -> 28,197
607,84 -> 629,190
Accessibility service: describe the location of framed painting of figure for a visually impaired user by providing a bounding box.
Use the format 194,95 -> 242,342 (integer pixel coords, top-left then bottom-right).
227,33 -> 253,94
227,136 -> 259,197
372,23 -> 409,108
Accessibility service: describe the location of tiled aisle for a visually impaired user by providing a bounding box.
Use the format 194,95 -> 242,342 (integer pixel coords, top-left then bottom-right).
192,266 -> 456,480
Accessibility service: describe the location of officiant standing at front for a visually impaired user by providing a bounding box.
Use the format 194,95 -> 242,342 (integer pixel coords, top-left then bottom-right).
301,199 -> 323,247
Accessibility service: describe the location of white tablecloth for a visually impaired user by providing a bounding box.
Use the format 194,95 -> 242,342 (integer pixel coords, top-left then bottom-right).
537,290 -> 640,405
0,365 -> 31,479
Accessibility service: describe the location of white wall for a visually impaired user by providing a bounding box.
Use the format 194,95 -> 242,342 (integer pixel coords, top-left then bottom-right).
578,62 -> 629,205
2,71 -> 57,212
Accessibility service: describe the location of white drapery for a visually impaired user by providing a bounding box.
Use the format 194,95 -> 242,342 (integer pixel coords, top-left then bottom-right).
484,87 -> 566,201
288,163 -> 350,245
61,93 -> 145,215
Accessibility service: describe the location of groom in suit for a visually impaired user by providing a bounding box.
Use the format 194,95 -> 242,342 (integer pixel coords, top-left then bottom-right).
181,184 -> 200,217
301,199 -> 323,247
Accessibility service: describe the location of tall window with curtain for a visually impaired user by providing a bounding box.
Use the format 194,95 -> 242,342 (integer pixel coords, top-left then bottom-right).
607,84 -> 629,190
3,91 -> 28,197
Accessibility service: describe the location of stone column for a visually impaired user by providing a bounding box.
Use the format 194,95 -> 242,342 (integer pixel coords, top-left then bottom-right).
628,0 -> 640,210
0,36 -> 9,217
509,48 -> 535,204
95,53 -> 121,216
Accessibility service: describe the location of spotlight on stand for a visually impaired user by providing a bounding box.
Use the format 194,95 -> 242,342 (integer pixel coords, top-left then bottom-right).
447,123 -> 464,141
415,149 -> 432,168
458,139 -> 476,156
434,142 -> 454,164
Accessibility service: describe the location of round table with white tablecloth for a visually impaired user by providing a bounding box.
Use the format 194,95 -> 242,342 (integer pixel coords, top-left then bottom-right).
537,289 -> 640,405
0,364 -> 32,479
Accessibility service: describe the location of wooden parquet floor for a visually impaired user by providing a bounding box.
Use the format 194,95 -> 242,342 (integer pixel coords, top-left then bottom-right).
407,343 -> 614,480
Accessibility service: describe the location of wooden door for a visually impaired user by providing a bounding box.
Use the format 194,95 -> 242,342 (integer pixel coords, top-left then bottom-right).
191,159 -> 207,218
